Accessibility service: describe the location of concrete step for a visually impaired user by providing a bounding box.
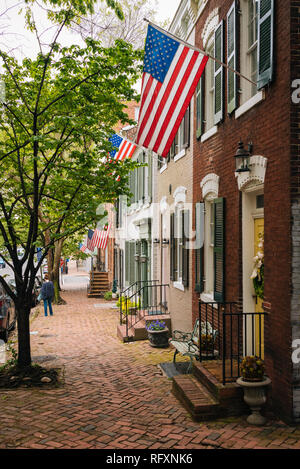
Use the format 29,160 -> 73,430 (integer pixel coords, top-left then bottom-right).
172,375 -> 221,421
90,273 -> 108,278
192,361 -> 246,415
117,323 -> 135,343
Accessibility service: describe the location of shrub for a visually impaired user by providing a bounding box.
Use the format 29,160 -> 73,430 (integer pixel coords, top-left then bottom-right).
104,291 -> 112,301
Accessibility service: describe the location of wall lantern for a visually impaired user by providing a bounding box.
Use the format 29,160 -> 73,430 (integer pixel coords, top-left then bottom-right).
234,140 -> 253,173
162,238 -> 169,246
153,238 -> 160,244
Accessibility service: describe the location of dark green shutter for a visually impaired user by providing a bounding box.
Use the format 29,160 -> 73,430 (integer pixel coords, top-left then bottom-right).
195,202 -> 205,293
170,213 -> 175,281
119,249 -> 124,291
227,1 -> 237,114
214,20 -> 224,125
257,0 -> 274,90
183,106 -> 190,148
182,210 -> 189,288
196,77 -> 204,139
214,198 -> 225,302
147,152 -> 152,202
129,242 -> 136,284
125,241 -> 130,283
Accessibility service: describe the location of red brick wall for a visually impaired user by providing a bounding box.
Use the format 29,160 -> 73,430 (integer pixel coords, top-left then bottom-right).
290,1 -> 300,422
192,0 -> 292,421
114,101 -> 139,133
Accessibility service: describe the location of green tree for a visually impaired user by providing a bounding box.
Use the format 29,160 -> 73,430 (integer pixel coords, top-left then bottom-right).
0,0 -> 142,368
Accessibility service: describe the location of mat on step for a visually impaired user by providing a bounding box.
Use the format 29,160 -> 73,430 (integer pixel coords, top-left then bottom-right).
159,361 -> 191,378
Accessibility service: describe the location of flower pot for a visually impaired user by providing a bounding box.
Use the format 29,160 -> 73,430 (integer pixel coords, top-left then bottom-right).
236,376 -> 271,426
147,328 -> 169,348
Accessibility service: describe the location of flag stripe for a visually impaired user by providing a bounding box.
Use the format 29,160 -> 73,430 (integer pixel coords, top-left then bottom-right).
115,140 -> 128,160
119,141 -> 132,160
123,144 -> 136,160
136,77 -> 162,143
159,55 -> 209,156
155,53 -> 208,155
145,47 -> 194,150
136,73 -> 156,134
137,45 -> 186,145
91,223 -> 112,250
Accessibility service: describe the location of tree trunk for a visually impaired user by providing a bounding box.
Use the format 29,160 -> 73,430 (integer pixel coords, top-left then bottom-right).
52,239 -> 66,305
16,305 -> 32,368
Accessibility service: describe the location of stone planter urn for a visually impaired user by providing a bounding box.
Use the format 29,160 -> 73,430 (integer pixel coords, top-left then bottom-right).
236,376 -> 271,426
147,328 -> 169,348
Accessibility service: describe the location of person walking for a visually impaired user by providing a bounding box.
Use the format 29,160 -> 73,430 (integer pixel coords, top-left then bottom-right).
40,274 -> 54,317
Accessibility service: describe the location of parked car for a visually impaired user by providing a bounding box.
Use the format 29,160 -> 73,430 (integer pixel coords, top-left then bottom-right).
8,276 -> 41,308
0,284 -> 16,342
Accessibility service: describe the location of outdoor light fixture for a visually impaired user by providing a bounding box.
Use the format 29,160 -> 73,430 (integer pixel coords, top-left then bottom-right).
234,140 -> 252,173
162,238 -> 169,246
153,238 -> 160,244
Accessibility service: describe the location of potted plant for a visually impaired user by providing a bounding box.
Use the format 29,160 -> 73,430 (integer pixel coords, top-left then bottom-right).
146,320 -> 169,348
236,356 -> 271,426
196,321 -> 218,358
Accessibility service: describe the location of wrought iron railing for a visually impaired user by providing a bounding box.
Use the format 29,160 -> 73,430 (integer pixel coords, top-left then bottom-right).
120,281 -> 169,338
198,300 -> 265,385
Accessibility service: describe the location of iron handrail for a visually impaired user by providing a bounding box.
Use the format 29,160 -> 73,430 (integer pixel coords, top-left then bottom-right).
120,282 -> 169,338
198,300 -> 266,385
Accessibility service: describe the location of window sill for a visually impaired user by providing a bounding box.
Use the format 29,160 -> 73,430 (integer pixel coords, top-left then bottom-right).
174,148 -> 186,162
160,164 -> 167,174
201,126 -> 218,143
173,281 -> 185,292
235,90 -> 265,120
200,292 -> 218,306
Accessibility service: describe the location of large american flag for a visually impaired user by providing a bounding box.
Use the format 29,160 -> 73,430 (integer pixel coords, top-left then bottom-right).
109,134 -> 137,161
91,223 -> 112,250
135,24 -> 208,157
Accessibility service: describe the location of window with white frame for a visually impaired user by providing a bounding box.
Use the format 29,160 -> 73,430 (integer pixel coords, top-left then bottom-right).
240,0 -> 259,104
204,200 -> 215,295
166,106 -> 190,161
204,39 -> 215,133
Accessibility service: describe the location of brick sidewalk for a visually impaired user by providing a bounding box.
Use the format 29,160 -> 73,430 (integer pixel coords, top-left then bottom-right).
0,289 -> 300,449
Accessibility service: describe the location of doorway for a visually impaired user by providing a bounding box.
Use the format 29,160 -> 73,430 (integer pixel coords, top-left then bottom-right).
254,217 -> 264,358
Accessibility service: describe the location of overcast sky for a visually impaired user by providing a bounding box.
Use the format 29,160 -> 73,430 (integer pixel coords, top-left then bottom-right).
1,0 -> 182,60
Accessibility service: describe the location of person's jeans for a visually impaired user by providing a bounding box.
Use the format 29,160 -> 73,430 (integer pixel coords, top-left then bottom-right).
43,299 -> 53,316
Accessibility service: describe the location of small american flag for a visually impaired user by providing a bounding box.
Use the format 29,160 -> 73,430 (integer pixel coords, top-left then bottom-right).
92,223 -> 112,250
79,243 -> 87,253
135,24 -> 208,157
86,229 -> 95,251
109,134 -> 137,161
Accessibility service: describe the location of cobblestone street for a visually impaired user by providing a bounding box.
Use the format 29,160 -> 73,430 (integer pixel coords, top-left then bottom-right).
1,274 -> 300,450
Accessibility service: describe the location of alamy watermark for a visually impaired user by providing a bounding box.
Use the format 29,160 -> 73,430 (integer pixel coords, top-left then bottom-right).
291,79 -> 300,104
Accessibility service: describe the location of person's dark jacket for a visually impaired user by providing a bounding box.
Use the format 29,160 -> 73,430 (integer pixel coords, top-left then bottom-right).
41,281 -> 54,301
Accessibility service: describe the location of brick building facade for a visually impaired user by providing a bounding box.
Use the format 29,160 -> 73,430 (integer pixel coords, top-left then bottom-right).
190,0 -> 296,422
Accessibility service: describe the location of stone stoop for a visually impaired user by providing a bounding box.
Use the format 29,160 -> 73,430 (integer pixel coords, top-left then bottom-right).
88,272 -> 109,298
171,361 -> 248,421
172,375 -> 221,421
117,313 -> 171,343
